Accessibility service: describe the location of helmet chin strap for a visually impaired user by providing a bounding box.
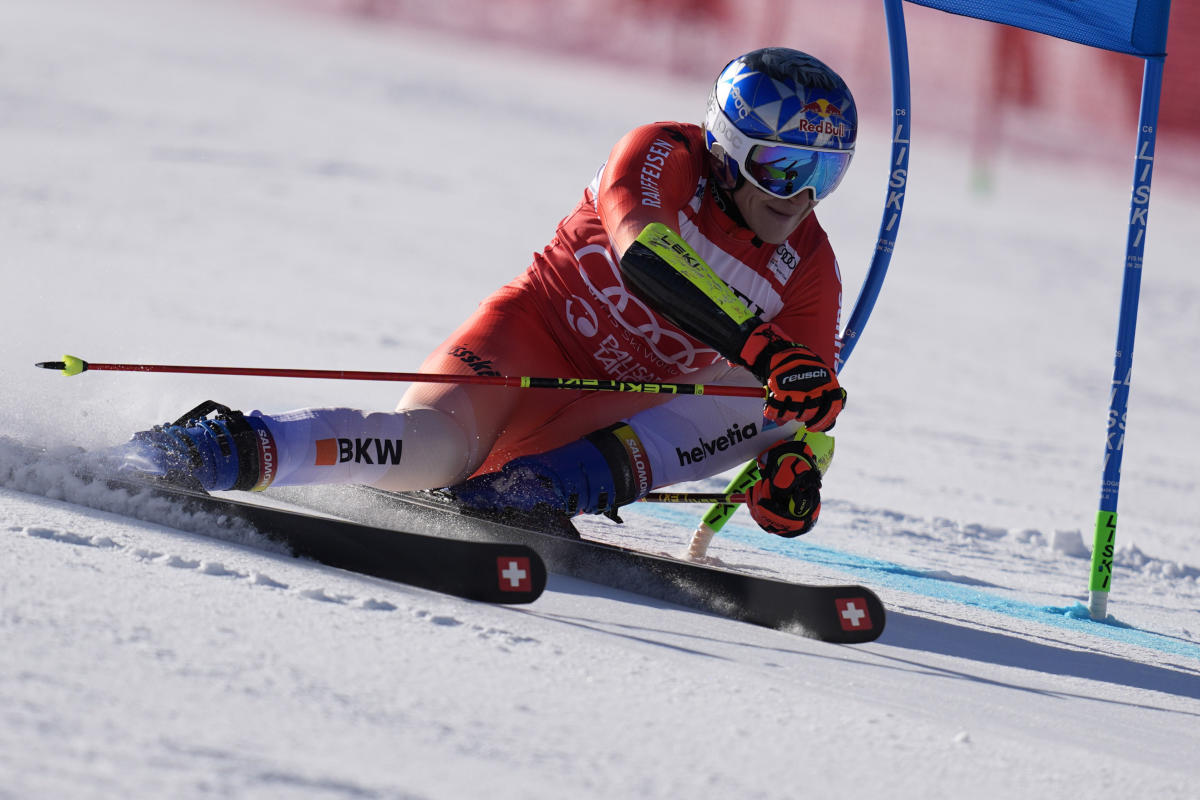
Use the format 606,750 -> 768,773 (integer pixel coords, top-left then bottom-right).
709,177 -> 750,228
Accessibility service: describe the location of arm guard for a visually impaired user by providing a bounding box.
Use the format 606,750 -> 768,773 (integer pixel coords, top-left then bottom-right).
618,223 -> 763,365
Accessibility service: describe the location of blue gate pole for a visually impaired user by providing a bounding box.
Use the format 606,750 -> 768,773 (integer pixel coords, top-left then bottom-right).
1087,56 -> 1164,620
837,0 -> 912,369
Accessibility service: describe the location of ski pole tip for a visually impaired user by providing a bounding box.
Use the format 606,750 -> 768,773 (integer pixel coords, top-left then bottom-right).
35,355 -> 87,376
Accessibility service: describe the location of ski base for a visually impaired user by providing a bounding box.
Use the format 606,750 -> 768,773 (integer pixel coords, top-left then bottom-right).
273,485 -> 887,643
0,443 -> 546,605
160,483 -> 547,604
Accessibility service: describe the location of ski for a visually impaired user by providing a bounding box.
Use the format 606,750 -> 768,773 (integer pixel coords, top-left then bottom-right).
271,484 -> 886,643
0,442 -> 546,604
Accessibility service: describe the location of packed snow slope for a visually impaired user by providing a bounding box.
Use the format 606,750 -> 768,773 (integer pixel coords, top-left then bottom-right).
2,1 -> 1198,798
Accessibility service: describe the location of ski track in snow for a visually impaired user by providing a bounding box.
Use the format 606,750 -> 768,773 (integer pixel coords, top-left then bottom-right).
13,432 -> 1192,671
2,490 -> 447,621
579,498 -> 1200,667
6,464 -> 1199,799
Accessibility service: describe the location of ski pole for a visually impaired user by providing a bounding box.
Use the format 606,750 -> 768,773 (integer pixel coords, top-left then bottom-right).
34,354 -> 766,399
642,492 -> 747,504
639,491 -> 750,561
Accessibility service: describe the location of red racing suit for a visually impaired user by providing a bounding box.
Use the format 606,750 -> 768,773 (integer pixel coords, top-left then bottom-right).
256,122 -> 844,492
528,121 -> 840,383
422,121 -> 844,474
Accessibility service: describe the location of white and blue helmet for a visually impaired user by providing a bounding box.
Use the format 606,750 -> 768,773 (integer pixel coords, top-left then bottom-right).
704,48 -> 857,200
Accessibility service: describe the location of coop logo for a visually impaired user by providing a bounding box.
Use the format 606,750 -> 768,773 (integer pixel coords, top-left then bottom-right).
314,438 -> 403,466
676,423 -> 758,466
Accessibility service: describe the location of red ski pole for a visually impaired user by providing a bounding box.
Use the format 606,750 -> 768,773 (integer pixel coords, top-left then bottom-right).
35,354 -> 765,399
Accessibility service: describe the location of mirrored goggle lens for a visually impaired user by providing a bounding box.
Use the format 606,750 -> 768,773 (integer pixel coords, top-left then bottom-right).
744,144 -> 853,200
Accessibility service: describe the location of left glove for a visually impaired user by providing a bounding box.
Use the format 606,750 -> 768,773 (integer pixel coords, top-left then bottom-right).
746,439 -> 823,537
738,322 -> 845,431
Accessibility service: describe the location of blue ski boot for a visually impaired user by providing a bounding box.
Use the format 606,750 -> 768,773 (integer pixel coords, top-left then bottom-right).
448,423 -> 650,524
120,401 -> 276,492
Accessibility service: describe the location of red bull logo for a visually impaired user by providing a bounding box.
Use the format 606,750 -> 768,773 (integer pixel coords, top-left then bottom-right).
801,99 -> 844,118
795,118 -> 848,138
797,98 -> 848,139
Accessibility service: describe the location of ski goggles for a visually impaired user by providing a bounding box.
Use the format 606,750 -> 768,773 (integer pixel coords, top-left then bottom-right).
706,102 -> 854,201
740,142 -> 854,201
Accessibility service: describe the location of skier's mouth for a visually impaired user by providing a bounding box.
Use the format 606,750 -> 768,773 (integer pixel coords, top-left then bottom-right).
765,202 -> 808,222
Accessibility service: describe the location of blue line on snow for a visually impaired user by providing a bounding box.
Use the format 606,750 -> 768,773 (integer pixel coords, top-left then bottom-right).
628,504 -> 1200,662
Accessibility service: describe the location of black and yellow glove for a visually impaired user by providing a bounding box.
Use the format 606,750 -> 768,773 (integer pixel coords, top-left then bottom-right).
738,323 -> 845,431
746,439 -> 823,537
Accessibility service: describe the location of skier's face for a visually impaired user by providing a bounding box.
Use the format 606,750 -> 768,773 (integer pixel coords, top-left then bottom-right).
733,184 -> 816,244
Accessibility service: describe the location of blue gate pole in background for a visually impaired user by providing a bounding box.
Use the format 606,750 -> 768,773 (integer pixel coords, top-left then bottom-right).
1088,56 -> 1165,621
836,0 -> 912,369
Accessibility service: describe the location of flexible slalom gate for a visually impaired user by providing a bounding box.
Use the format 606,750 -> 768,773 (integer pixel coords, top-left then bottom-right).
901,0 -> 1172,619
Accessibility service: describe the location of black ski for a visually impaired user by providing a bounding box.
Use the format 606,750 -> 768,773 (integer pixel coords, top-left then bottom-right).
0,443 -> 546,604
141,482 -> 547,604
273,484 -> 886,643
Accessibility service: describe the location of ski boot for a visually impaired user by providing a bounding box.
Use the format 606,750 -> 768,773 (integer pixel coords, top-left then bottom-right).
120,401 -> 275,492
448,423 -> 647,526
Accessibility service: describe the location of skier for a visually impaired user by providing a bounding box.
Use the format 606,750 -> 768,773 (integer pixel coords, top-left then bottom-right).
121,47 -> 857,538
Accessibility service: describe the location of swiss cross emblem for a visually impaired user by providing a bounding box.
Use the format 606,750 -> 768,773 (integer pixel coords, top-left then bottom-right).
835,597 -> 872,631
497,557 -> 532,593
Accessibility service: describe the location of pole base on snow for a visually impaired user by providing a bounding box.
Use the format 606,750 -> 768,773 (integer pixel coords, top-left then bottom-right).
686,522 -> 718,561
1088,590 -> 1109,621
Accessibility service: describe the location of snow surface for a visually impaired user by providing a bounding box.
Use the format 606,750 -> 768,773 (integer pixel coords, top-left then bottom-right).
2,1 -> 1199,797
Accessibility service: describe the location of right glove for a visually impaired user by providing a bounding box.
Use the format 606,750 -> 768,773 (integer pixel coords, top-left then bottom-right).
738,322 -> 845,431
746,439 -> 823,538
